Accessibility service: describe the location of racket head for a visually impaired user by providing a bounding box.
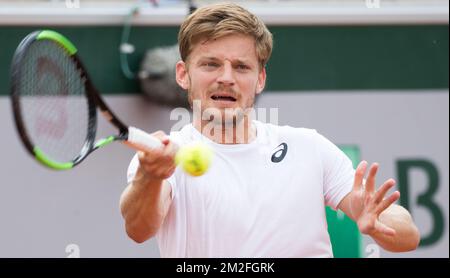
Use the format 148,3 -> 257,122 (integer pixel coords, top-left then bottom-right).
10,30 -> 97,170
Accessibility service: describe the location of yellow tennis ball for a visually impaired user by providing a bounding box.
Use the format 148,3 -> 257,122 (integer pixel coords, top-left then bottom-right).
175,142 -> 212,176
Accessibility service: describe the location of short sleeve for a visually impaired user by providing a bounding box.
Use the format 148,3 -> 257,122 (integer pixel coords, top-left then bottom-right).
314,131 -> 355,210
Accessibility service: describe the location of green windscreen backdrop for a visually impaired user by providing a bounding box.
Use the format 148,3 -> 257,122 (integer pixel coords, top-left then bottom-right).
327,145 -> 362,258
0,25 -> 448,95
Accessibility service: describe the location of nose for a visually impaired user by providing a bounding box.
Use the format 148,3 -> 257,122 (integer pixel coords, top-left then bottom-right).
216,61 -> 235,86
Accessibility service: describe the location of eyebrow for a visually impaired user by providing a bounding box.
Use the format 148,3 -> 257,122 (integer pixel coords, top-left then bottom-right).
198,56 -> 253,65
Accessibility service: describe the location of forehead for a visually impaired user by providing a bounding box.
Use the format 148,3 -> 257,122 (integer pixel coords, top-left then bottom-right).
190,34 -> 258,63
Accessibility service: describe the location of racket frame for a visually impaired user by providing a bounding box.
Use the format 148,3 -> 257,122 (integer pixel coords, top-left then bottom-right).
11,30 -> 132,170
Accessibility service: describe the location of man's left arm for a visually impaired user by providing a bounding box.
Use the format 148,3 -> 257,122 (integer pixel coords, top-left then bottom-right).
338,161 -> 420,253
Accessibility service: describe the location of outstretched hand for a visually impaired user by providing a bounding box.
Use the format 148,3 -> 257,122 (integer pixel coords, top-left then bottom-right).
349,161 -> 401,237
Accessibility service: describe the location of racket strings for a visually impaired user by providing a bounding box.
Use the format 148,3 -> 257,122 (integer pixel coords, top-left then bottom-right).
19,40 -> 90,163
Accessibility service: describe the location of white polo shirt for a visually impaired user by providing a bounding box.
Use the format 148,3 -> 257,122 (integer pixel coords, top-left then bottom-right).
127,121 -> 355,257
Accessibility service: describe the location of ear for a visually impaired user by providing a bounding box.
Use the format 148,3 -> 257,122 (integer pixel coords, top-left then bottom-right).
176,61 -> 190,91
256,66 -> 266,95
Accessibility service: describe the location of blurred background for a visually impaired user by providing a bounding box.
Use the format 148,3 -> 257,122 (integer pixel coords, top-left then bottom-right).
0,0 -> 448,258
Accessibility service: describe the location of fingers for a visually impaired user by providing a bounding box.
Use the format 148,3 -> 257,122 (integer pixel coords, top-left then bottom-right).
373,179 -> 396,203
374,220 -> 396,237
151,130 -> 179,155
364,163 -> 379,193
152,130 -> 170,145
138,150 -> 176,179
375,190 -> 400,215
353,161 -> 368,191
137,130 -> 177,180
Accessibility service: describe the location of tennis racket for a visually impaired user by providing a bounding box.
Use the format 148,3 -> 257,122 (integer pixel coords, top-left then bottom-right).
10,30 -> 175,170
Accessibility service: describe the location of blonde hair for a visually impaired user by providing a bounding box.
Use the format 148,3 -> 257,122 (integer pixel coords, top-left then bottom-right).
178,2 -> 273,69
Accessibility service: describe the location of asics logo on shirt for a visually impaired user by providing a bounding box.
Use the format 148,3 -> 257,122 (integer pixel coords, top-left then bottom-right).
271,143 -> 288,163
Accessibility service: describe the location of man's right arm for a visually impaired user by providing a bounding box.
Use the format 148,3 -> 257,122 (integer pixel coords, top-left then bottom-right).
119,131 -> 176,243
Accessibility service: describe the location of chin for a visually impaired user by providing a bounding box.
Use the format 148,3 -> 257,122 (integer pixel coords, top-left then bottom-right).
201,109 -> 242,125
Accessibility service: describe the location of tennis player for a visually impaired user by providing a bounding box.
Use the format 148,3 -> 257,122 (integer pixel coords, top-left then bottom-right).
120,3 -> 420,257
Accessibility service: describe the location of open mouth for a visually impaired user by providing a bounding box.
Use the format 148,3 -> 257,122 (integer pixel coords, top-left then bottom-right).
211,95 -> 237,102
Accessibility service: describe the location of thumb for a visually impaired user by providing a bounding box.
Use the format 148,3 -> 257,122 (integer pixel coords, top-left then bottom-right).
161,136 -> 170,146
374,221 -> 396,237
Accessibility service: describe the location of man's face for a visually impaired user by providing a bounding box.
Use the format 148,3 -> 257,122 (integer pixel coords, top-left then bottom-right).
176,34 -> 266,125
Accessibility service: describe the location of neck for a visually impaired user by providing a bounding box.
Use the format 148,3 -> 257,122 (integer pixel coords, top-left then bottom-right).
194,115 -> 256,144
